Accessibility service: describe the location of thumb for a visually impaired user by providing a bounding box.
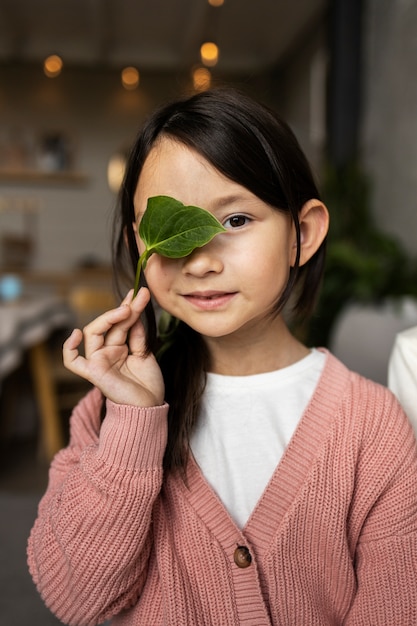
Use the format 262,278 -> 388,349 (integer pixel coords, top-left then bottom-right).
128,317 -> 149,357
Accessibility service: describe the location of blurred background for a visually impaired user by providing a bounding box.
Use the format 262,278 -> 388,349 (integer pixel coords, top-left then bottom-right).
1,0 -> 417,623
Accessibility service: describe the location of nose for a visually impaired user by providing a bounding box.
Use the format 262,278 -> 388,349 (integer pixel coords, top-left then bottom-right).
181,239 -> 224,277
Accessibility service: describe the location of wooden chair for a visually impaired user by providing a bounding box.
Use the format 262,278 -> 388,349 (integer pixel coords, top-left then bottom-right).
67,285 -> 117,329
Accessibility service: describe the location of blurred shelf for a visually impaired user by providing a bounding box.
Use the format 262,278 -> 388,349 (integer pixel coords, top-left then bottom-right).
0,168 -> 89,186
10,267 -> 114,296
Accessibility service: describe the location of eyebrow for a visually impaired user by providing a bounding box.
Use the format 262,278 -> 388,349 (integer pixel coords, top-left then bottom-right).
209,193 -> 255,212
135,192 -> 254,221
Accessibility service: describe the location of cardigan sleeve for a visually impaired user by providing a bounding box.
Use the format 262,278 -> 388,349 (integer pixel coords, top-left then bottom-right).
346,533 -> 417,624
344,383 -> 417,624
27,388 -> 168,626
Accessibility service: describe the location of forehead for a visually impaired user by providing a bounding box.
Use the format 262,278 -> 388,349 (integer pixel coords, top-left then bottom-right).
133,137 -> 243,215
140,137 -> 212,182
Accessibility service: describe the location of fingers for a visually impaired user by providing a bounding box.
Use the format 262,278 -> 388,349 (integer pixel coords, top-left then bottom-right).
63,328 -> 87,375
128,317 -> 148,356
61,287 -> 161,402
63,328 -> 83,362
64,287 -> 151,365
79,305 -> 129,357
85,287 -> 150,353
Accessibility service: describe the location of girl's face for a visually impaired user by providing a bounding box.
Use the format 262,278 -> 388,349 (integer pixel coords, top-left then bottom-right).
133,137 -> 296,347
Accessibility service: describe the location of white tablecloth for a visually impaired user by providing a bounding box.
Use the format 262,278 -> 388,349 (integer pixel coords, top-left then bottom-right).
0,295 -> 74,380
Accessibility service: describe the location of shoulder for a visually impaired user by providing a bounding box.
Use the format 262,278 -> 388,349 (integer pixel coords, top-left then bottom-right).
321,348 -> 402,407
319,349 -> 413,445
389,324 -> 417,373
319,352 -> 417,539
392,324 -> 417,346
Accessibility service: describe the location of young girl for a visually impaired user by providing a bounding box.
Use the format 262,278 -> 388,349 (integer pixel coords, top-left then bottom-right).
28,88 -> 417,625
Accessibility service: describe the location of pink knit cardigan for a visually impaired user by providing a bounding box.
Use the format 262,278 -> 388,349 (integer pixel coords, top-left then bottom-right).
28,352 -> 417,625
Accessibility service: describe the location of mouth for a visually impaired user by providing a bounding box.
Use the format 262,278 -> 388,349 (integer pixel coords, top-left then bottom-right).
182,290 -> 237,310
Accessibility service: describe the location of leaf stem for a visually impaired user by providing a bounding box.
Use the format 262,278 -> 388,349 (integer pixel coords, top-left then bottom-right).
133,249 -> 150,297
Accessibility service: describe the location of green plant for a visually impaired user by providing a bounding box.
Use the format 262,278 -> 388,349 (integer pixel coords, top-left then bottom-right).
306,162 -> 417,347
134,195 -> 226,296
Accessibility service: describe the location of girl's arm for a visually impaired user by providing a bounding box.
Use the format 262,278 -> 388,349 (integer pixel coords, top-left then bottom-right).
28,393 -> 168,625
344,397 -> 417,624
27,288 -> 168,625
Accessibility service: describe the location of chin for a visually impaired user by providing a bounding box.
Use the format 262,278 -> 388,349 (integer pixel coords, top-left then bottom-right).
190,324 -> 244,340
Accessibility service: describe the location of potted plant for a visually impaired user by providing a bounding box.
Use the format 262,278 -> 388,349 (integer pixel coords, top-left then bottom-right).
305,162 -> 417,347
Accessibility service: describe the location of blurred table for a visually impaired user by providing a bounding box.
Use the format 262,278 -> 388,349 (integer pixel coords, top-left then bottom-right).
0,294 -> 74,460
0,295 -> 73,378
15,266 -> 113,298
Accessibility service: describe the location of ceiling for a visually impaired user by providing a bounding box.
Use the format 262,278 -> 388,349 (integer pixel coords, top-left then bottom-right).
0,0 -> 328,75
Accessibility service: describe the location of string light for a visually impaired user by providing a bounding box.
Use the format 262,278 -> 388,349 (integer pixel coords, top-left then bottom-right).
192,67 -> 211,92
107,152 -> 127,193
43,55 -> 63,78
208,0 -> 224,6
200,42 -> 219,67
121,66 -> 140,90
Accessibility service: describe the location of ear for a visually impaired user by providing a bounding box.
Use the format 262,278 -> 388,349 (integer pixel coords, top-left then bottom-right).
290,199 -> 329,267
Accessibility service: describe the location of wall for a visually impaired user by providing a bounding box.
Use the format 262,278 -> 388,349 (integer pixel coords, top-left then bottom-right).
361,0 -> 417,255
272,24 -> 328,182
0,65 -> 190,273
0,34 -> 327,275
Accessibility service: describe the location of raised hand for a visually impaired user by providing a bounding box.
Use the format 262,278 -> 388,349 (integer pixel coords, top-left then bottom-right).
63,288 -> 165,407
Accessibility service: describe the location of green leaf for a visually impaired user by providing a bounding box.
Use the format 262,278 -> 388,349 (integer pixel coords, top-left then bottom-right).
133,195 -> 226,296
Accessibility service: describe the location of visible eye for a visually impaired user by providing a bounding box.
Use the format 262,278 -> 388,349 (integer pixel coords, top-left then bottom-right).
223,214 -> 250,229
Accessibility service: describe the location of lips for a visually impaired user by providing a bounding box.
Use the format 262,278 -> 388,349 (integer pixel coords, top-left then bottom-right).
182,290 -> 237,310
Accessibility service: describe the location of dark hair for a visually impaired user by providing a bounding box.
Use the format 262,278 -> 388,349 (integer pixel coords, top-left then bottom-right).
113,87 -> 326,472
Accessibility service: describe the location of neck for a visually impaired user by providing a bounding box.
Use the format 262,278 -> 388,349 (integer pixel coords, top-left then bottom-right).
204,316 -> 309,376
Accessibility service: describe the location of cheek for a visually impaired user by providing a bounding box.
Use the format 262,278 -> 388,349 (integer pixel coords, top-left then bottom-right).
143,256 -> 175,296
248,237 -> 292,274
133,227 -> 146,256
246,242 -> 292,294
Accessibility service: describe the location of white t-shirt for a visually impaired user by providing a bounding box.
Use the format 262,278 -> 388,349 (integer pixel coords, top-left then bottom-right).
388,325 -> 417,437
190,349 -> 326,528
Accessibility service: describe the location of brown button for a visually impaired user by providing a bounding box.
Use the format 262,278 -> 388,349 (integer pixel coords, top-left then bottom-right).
233,545 -> 252,568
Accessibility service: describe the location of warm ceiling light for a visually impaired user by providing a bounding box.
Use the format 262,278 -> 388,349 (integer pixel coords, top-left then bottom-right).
43,54 -> 63,78
107,152 -> 127,193
121,66 -> 140,90
208,0 -> 224,6
192,67 -> 211,92
200,42 -> 219,67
